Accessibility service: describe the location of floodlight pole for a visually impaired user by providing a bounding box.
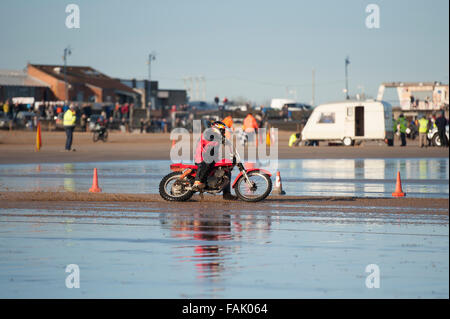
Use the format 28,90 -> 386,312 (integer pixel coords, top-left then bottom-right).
63,46 -> 71,101
345,56 -> 350,100
148,52 -> 156,110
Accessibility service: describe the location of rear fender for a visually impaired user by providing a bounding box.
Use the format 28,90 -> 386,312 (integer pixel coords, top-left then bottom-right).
232,169 -> 272,188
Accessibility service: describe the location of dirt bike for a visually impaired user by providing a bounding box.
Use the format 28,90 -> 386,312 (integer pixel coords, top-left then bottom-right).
159,141 -> 272,202
93,123 -> 108,142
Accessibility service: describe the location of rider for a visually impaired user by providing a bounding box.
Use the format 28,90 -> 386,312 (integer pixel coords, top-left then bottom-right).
192,121 -> 237,200
96,111 -> 108,136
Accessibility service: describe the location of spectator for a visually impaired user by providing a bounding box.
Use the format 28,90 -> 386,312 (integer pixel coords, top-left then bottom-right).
396,114 -> 407,146
243,113 -> 259,145
281,104 -> 288,121
2,100 -> 9,117
418,115 -> 429,148
289,133 -> 301,147
122,103 -> 129,119
435,111 -> 449,147
63,104 -> 77,151
62,101 -> 69,113
13,102 -> 20,121
140,118 -> 145,133
80,113 -> 87,132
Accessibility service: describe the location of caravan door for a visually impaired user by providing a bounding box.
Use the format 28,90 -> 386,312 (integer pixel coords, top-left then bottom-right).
355,106 -> 365,137
344,106 -> 355,138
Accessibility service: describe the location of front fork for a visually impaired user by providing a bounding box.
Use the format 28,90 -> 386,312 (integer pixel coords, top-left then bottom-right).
237,162 -> 254,187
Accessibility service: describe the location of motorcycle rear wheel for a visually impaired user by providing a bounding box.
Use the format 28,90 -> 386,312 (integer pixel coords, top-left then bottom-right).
159,172 -> 194,201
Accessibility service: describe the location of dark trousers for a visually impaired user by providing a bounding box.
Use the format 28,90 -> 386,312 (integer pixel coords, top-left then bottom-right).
438,129 -> 448,147
400,132 -> 406,146
65,126 -> 74,150
195,161 -> 232,196
195,161 -> 215,183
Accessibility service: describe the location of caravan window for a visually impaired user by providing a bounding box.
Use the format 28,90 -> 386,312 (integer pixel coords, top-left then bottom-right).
318,112 -> 335,124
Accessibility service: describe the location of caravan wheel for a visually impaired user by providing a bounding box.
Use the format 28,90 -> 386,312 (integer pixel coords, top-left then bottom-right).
343,137 -> 353,146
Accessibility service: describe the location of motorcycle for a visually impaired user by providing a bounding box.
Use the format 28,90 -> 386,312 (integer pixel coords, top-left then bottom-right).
93,123 -> 108,142
159,140 -> 272,202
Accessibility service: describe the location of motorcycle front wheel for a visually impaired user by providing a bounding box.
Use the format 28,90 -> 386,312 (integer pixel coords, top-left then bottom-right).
234,171 -> 272,202
159,172 -> 195,201
101,130 -> 108,142
93,132 -> 99,142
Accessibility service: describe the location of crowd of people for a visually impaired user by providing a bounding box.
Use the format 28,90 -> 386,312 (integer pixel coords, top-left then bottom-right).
394,111 -> 448,147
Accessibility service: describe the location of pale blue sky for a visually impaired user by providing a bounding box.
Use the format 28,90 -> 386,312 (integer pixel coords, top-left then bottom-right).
0,0 -> 448,105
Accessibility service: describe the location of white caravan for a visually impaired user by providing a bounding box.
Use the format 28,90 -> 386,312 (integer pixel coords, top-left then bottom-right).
301,100 -> 394,146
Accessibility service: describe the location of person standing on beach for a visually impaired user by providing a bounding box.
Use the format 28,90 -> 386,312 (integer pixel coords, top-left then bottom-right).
435,111 -> 449,147
418,114 -> 429,148
396,114 -> 407,146
63,104 -> 77,151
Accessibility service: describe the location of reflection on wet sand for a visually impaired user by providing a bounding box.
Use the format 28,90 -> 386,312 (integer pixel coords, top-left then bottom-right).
160,212 -> 272,282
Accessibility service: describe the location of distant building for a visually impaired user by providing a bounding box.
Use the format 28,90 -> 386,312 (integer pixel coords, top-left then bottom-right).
0,69 -> 50,102
27,64 -> 138,104
119,79 -> 187,110
377,82 -> 449,111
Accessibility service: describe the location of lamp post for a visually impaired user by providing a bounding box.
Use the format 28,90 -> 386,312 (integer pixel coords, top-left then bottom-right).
147,52 -> 156,110
345,56 -> 350,100
63,46 -> 72,102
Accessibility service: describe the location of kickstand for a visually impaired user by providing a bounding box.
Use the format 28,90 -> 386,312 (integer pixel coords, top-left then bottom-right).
199,190 -> 204,200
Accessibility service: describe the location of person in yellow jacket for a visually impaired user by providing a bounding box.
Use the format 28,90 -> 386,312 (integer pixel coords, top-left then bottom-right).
63,104 -> 77,151
288,132 -> 301,147
418,115 -> 429,148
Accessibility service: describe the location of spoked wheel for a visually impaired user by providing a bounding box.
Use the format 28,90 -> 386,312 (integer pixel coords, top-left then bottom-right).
101,130 -> 108,142
234,171 -> 272,202
159,172 -> 194,201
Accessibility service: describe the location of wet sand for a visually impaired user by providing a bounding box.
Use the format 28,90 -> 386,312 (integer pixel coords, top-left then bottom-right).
0,131 -> 448,164
1,191 -> 448,215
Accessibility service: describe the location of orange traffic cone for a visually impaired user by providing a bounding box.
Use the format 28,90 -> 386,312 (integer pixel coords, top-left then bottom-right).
89,168 -> 102,193
273,171 -> 286,195
392,171 -> 405,197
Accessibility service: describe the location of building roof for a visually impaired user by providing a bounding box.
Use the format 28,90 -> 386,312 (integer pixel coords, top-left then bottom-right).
0,69 -> 50,87
381,82 -> 448,88
29,64 -> 136,94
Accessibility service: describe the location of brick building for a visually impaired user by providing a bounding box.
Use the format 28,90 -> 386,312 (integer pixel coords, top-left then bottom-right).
27,64 -> 138,103
0,69 -> 50,102
119,78 -> 187,110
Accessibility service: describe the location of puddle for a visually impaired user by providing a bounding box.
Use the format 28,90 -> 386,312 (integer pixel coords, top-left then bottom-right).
0,158 -> 448,198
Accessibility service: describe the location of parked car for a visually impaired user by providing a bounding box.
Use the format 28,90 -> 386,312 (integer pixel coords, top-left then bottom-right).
0,111 -> 12,129
54,112 -> 65,129
224,105 -> 248,112
427,125 -> 449,146
270,99 -> 312,111
15,111 -> 36,129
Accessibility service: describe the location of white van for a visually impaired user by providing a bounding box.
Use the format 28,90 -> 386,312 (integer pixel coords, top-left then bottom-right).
301,100 -> 394,146
270,99 -> 312,111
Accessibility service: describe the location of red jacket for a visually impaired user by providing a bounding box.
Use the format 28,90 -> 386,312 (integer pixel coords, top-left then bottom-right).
194,135 -> 219,163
